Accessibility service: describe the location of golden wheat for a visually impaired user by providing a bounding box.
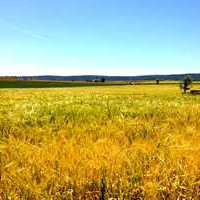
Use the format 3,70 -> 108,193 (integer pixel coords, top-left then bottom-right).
1,85 -> 200,199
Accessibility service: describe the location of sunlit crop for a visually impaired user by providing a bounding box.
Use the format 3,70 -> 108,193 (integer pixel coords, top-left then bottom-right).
1,85 -> 200,199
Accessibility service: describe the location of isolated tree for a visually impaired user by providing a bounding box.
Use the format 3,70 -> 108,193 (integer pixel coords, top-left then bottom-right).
181,74 -> 192,94
156,79 -> 160,85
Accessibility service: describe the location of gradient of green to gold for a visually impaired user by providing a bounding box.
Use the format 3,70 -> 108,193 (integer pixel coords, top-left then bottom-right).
0,0 -> 200,76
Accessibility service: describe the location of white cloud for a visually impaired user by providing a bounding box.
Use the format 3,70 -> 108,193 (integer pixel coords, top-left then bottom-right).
0,18 -> 49,40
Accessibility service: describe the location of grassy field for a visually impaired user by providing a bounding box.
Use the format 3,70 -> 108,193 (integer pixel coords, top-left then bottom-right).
0,80 -> 129,88
1,85 -> 200,199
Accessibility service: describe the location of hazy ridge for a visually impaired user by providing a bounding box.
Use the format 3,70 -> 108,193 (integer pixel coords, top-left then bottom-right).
28,73 -> 200,81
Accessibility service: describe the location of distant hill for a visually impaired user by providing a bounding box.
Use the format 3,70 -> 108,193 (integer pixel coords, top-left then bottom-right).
1,73 -> 200,81
29,74 -> 200,81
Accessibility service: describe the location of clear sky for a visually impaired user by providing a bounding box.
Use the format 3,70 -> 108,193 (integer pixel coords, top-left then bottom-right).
0,0 -> 200,76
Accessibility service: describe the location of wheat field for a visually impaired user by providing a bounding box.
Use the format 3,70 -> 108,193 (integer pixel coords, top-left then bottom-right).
1,85 -> 200,199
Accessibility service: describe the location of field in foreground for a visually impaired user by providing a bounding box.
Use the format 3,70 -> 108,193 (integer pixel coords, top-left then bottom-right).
1,85 -> 200,199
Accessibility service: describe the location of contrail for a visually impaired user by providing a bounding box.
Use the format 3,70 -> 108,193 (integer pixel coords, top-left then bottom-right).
0,17 -> 50,40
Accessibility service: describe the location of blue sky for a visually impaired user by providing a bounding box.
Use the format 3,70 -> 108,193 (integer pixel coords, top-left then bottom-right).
0,0 -> 200,76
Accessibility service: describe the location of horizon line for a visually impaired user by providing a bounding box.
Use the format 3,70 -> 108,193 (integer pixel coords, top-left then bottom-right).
0,73 -> 197,77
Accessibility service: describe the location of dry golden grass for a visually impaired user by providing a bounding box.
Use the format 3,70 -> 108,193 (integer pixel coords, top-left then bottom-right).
1,85 -> 200,199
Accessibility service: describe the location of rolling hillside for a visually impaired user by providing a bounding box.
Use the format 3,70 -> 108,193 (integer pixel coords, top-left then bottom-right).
19,73 -> 200,81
